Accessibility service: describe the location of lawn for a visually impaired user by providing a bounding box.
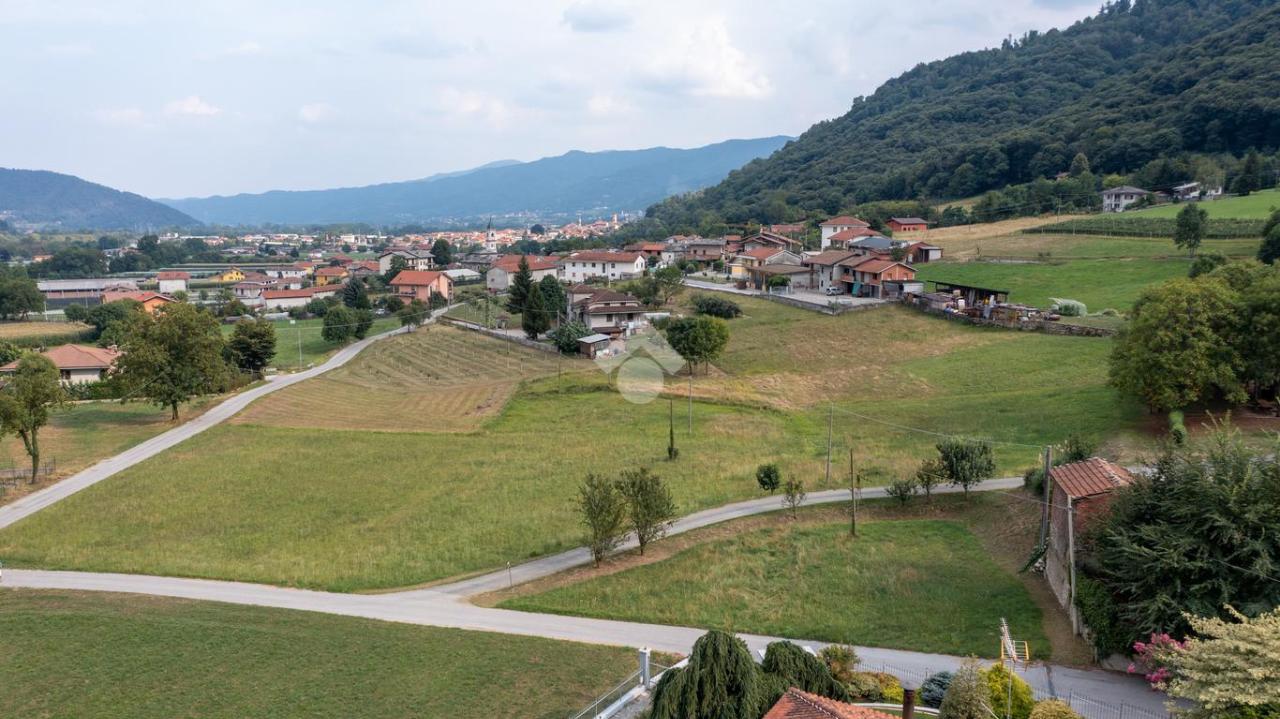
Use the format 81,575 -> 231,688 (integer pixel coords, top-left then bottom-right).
0,399 -> 214,506
220,316 -> 397,370
499,519 -> 1046,658
0,319 -> 91,340
914,258 -> 1189,310
1131,188 -> 1280,219
233,324 -> 583,432
0,588 -> 635,719
926,232 -> 1259,262
0,299 -> 1144,591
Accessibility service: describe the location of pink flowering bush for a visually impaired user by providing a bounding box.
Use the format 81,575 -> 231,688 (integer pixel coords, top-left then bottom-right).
1128,633 -> 1186,689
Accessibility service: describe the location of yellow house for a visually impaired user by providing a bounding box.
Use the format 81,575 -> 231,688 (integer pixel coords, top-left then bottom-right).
216,267 -> 245,283
313,266 -> 348,286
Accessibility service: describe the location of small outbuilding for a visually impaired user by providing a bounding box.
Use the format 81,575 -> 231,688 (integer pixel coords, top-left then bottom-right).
577,333 -> 612,359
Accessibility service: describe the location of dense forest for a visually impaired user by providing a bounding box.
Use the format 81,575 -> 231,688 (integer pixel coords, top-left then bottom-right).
0,168 -> 199,231
642,0 -> 1280,235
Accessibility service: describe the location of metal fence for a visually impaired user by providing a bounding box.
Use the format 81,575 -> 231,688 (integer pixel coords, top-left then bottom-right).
1032,688 -> 1169,719
568,661 -> 675,719
0,460 -> 56,489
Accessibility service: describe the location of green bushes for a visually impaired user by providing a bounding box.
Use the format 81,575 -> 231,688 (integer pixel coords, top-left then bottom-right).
1073,578 -> 1130,658
1168,410 -> 1187,445
1049,298 -> 1086,317
981,664 -> 1034,719
1030,699 -> 1083,719
921,671 -> 953,708
691,294 -> 742,319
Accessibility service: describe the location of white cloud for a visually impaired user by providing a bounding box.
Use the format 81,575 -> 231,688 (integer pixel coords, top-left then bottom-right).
223,40 -> 263,57
563,1 -> 631,32
586,92 -> 631,117
437,87 -> 515,128
92,107 -> 148,127
638,18 -> 771,99
163,95 -> 222,117
44,42 -> 93,57
298,102 -> 336,124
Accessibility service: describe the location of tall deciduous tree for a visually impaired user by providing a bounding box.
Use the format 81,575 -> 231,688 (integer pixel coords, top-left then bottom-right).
617,467 -> 676,555
0,353 -> 68,483
1162,607 -> 1280,719
398,298 -> 427,332
322,305 -> 355,344
1259,224 -> 1280,265
664,316 -> 729,375
1174,203 -> 1208,258
114,303 -> 228,420
651,630 -> 759,719
0,271 -> 43,319
1109,278 -> 1244,411
431,238 -> 453,266
227,319 -> 276,376
507,256 -> 534,315
577,473 -> 625,566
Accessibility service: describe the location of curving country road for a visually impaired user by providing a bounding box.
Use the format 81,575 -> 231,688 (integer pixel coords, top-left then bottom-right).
0,322 -> 418,532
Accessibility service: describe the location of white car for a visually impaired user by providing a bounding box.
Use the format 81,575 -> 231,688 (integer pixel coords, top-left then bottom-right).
823,286 -> 844,296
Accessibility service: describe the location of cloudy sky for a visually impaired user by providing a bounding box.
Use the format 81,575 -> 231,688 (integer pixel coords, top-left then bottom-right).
1,0 -> 1096,199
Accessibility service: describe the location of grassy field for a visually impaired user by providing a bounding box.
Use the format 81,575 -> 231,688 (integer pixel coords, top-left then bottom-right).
0,400 -> 214,506
233,324 -> 581,432
915,258 -> 1189,310
499,519 -> 1044,658
0,298 -> 1145,590
0,589 -> 635,719
1132,188 -> 1280,219
925,232 -> 1259,262
221,316 -> 397,370
0,320 -> 92,340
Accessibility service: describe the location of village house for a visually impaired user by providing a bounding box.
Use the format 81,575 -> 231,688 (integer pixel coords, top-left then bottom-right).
1101,186 -> 1150,213
836,256 -> 917,298
568,287 -> 645,335
377,248 -> 436,273
747,263 -> 813,291
623,242 -> 668,264
803,250 -> 860,293
100,290 -> 177,314
0,344 -> 121,385
259,283 -> 345,311
486,255 -> 560,293
906,241 -> 943,263
346,260 -> 382,281
459,251 -> 502,272
1171,181 -> 1223,202
731,246 -> 803,280
215,267 -> 245,283
155,271 -> 190,294
681,238 -> 727,266
390,270 -> 453,303
740,230 -> 803,254
819,216 -> 871,246
887,217 -> 930,233
313,266 -> 348,286
559,251 -> 646,283
261,266 -> 308,281
767,223 -> 807,240
1044,457 -> 1135,628
822,226 -> 880,249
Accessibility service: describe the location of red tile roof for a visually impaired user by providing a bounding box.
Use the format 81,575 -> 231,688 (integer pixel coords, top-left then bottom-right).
101,290 -> 175,305
828,227 -> 879,242
804,250 -> 859,266
155,271 -> 190,280
763,688 -> 898,719
1050,458 -> 1134,499
262,284 -> 345,300
389,270 -> 447,287
820,216 -> 870,228
848,259 -> 913,275
889,217 -> 930,226
1,344 -> 120,372
315,266 -> 347,277
492,254 -> 560,272
566,251 -> 643,263
742,247 -> 784,261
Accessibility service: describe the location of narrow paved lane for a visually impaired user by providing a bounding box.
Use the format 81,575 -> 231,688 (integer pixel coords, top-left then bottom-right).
0,322 -> 418,531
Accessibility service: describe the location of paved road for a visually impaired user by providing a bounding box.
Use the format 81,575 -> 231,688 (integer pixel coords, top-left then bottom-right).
423,478 -> 1025,598
0,321 -> 425,532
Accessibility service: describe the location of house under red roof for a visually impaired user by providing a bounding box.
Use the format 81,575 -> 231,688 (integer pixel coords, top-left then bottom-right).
1049,457 -> 1134,500
492,254 -> 559,272
0,344 -> 120,373
155,271 -> 190,280
820,216 -> 870,228
763,688 -> 898,719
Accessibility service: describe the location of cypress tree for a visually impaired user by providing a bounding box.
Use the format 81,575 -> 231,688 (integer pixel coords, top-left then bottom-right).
507,256 -> 534,314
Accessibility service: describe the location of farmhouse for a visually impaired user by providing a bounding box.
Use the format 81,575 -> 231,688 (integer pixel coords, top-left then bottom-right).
559,251 -> 646,283
260,283 -> 345,310
803,250 -> 859,293
0,344 -> 120,385
390,270 -> 454,303
819,216 -> 871,246
569,288 -> 645,335
486,255 -> 560,292
1101,186 -> 1150,213
378,248 -> 436,273
887,217 -> 929,233
100,290 -> 177,314
155,271 -> 190,294
1044,458 -> 1134,625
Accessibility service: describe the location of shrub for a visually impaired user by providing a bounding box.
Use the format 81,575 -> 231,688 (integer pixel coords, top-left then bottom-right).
886,477 -> 918,505
1029,699 -> 1083,719
756,463 -> 781,493
845,672 -> 884,702
981,664 -> 1034,719
1168,410 -> 1187,445
1050,297 -> 1087,317
63,304 -> 88,322
1023,466 -> 1045,495
939,659 -> 987,719
921,671 -> 953,708
1073,575 -> 1133,658
818,645 -> 859,684
762,641 -> 849,701
868,672 -> 904,703
549,320 -> 590,354
691,294 -> 742,319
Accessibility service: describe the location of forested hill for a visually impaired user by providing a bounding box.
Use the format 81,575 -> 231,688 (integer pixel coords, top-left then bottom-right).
645,0 -> 1280,231
0,168 -> 199,231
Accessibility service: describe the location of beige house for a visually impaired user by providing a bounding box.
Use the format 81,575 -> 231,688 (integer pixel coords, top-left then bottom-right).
0,344 -> 121,385
486,255 -> 560,292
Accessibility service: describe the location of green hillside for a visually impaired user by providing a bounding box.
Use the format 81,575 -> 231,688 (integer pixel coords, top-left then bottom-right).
1133,189 -> 1280,219
0,168 -> 199,231
642,0 -> 1280,232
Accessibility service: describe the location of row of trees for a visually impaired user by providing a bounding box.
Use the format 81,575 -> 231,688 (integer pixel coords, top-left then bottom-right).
577,467 -> 676,566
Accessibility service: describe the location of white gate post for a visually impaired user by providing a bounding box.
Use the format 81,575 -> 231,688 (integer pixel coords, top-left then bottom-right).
639,647 -> 651,689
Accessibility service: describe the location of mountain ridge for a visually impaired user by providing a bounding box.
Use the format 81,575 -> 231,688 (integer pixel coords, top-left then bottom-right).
0,168 -> 199,231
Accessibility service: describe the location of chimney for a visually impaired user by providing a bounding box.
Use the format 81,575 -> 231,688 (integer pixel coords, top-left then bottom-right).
901,677 -> 921,719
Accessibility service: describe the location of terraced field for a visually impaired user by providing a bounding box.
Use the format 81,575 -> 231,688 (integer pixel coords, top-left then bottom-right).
232,325 -> 585,432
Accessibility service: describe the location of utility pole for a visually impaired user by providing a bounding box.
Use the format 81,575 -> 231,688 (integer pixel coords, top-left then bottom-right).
687,372 -> 693,434
825,403 -> 834,487
1037,445 -> 1053,548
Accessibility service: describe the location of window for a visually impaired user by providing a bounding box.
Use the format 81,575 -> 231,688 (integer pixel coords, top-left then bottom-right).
60,370 -> 71,381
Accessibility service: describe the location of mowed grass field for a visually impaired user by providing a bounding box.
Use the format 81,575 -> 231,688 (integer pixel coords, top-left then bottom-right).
0,589 -> 634,719
1132,188 -> 1280,219
0,298 -> 1144,590
221,316 -> 398,371
500,520 -> 1044,658
233,325 -> 581,432
914,258 -> 1190,310
0,400 -> 214,506
0,320 -> 91,340
925,232 -> 1259,261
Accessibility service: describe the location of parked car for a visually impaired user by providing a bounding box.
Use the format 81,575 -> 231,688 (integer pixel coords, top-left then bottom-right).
824,286 -> 844,296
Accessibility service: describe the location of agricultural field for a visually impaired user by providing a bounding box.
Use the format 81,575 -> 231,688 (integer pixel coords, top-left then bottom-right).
233,324 -> 580,433
499,519 -> 1044,658
0,320 -> 93,345
1131,188 -> 1280,220
0,399 -> 214,507
220,316 -> 397,371
0,298 -> 1146,590
924,231 -> 1259,262
1029,215 -> 1263,239
914,258 -> 1190,311
0,589 -> 635,719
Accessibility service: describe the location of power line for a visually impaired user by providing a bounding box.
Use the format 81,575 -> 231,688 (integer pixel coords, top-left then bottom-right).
828,404 -> 1046,449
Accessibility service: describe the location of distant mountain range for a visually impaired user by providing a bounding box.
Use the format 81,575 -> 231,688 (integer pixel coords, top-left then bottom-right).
160,137 -> 792,226
0,168 -> 199,231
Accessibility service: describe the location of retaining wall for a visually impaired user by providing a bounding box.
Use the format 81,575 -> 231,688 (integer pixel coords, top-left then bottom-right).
905,301 -> 1117,337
